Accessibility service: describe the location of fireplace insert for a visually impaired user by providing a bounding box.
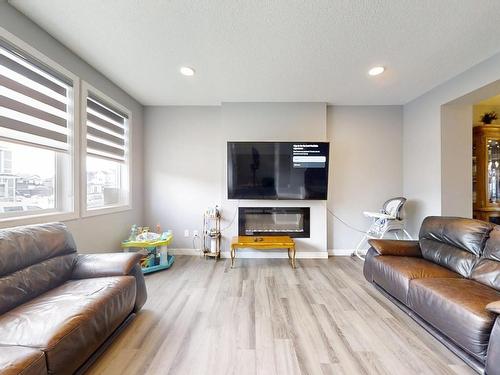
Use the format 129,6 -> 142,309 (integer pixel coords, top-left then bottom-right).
238,207 -> 310,238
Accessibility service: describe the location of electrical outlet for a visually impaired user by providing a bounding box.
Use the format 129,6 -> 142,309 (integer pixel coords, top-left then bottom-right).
193,230 -> 199,237
184,229 -> 189,237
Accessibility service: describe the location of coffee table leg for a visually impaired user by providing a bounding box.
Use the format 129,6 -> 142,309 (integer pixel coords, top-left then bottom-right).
231,246 -> 235,268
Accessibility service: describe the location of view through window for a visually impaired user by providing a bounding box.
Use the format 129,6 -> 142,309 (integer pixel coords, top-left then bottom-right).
86,155 -> 122,208
0,140 -> 56,215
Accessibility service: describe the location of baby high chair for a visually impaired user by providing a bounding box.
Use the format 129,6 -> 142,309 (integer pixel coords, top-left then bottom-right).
352,197 -> 412,260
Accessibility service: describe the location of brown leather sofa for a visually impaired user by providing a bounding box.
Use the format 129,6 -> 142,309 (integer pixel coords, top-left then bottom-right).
0,222 -> 147,375
364,216 -> 500,374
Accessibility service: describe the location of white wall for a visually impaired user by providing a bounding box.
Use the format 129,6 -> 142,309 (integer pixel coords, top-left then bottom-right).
0,1 -> 144,252
440,104 -> 473,218
219,103 -> 328,256
144,106 -> 222,249
145,103 -> 329,255
327,106 -> 404,250
144,103 -> 404,254
403,51 -> 500,235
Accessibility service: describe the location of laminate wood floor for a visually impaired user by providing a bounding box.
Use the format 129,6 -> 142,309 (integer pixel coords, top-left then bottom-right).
87,256 -> 474,375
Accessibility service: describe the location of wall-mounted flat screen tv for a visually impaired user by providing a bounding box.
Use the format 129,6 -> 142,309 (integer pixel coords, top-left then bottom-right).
227,141 -> 329,200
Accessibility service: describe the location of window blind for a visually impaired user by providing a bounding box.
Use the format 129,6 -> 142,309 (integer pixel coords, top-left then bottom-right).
86,94 -> 128,163
0,39 -> 72,152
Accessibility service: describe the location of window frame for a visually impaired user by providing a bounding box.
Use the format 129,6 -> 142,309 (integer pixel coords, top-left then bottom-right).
0,27 -> 80,227
80,81 -> 132,217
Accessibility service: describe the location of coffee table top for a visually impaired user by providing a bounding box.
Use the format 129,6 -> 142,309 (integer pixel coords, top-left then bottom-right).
231,235 -> 294,248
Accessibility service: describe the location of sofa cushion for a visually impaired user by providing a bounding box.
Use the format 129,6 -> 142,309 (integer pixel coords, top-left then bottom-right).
0,223 -> 77,314
0,276 -> 136,374
371,256 -> 461,304
408,278 -> 500,362
0,254 -> 75,315
471,225 -> 500,291
368,239 -> 421,257
0,222 -> 76,277
419,216 -> 493,277
0,346 -> 46,375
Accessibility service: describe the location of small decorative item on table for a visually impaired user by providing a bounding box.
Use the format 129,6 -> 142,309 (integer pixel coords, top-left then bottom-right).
121,226 -> 174,274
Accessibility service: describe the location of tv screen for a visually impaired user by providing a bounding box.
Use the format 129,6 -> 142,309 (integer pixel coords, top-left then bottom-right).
227,142 -> 329,200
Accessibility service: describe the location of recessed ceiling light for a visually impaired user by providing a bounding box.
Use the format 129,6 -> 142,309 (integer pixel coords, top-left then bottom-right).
368,66 -> 385,76
180,66 -> 195,76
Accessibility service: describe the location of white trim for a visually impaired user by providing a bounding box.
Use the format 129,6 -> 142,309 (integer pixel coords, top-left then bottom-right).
80,81 -> 132,218
0,211 -> 78,228
83,204 -> 132,217
71,79 -> 81,219
0,27 -> 80,225
169,248 -> 204,256
169,248 -> 329,259
328,249 -> 361,256
221,251 -> 328,259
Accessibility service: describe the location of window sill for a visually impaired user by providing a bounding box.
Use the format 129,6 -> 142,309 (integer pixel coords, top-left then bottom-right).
0,211 -> 79,229
82,204 -> 132,218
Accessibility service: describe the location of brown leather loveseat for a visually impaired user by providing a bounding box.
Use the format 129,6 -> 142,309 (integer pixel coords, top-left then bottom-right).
364,216 -> 500,374
0,222 -> 147,375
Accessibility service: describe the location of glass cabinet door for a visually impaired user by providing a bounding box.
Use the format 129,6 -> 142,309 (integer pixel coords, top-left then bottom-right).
487,138 -> 500,204
473,143 -> 477,205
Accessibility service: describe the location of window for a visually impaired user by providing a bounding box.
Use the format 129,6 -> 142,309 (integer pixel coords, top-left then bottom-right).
0,36 -> 76,221
82,82 -> 130,214
0,140 -> 55,214
87,156 -> 122,208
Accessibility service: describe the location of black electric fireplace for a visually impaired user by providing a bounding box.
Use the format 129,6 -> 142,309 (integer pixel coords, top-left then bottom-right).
238,207 -> 310,238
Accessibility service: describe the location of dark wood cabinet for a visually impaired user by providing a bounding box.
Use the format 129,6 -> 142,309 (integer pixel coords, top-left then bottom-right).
473,124 -> 500,224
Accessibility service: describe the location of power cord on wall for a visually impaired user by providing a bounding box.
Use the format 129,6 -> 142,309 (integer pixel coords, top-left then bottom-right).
324,204 -> 367,234
220,200 -> 240,232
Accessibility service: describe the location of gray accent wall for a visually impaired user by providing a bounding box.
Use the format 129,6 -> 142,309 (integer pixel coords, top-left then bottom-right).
327,106 -> 403,250
144,105 -> 222,250
0,1 -> 144,252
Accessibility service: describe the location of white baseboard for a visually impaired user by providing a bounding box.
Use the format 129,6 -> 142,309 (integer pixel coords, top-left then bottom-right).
169,248 -> 203,256
329,249 -> 353,256
220,251 -> 328,259
328,249 -> 368,256
169,248 -> 367,258
168,248 -> 328,259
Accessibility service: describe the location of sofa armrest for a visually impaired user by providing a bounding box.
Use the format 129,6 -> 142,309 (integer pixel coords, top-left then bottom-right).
367,239 -> 422,257
72,253 -> 143,279
72,253 -> 147,312
487,301 -> 500,315
486,316 -> 500,375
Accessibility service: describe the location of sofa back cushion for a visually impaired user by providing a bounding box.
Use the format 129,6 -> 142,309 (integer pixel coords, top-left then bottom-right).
0,223 -> 77,314
419,216 -> 493,277
471,225 -> 500,291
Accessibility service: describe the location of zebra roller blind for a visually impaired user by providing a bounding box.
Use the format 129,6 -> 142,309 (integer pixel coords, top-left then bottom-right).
0,39 -> 72,152
85,93 -> 128,162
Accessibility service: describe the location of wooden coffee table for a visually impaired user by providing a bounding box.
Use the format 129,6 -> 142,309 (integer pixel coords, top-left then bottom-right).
230,236 -> 296,269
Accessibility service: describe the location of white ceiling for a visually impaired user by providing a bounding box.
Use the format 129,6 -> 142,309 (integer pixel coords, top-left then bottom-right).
10,0 -> 500,106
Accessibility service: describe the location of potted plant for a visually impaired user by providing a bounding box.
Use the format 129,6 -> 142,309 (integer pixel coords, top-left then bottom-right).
481,111 -> 498,124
